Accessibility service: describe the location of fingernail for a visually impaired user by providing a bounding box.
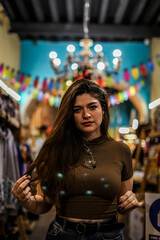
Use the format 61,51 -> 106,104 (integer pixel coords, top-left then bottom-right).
26,174 -> 31,178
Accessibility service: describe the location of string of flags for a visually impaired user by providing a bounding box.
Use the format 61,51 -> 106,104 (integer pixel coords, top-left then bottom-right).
108,80 -> 145,106
0,58 -> 154,107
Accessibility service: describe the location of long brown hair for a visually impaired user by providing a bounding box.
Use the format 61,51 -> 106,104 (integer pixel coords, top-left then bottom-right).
26,79 -> 111,202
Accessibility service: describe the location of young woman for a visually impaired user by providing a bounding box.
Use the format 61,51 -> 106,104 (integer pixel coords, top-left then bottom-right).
12,79 -> 142,240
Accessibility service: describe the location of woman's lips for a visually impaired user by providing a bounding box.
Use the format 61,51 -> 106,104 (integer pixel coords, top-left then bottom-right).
82,122 -> 93,126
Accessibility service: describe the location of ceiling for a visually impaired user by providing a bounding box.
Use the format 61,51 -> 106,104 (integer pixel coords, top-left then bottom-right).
1,0 -> 160,42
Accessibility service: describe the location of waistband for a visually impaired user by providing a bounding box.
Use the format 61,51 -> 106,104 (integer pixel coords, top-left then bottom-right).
55,214 -> 119,234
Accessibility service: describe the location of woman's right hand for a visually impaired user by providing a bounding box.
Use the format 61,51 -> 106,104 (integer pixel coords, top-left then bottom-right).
12,175 -> 53,215
12,175 -> 32,203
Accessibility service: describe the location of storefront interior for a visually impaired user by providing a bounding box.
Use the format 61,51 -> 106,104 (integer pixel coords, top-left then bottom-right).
1,0 -> 160,239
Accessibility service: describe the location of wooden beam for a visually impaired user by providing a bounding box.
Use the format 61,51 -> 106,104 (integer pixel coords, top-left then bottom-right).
129,0 -> 148,24
65,0 -> 74,23
10,22 -> 160,40
141,0 -> 160,24
30,0 -> 44,22
14,0 -> 30,22
114,0 -> 130,24
98,0 -> 110,24
48,0 -> 59,23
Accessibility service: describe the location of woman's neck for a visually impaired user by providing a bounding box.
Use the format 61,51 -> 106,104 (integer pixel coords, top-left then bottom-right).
83,133 -> 102,142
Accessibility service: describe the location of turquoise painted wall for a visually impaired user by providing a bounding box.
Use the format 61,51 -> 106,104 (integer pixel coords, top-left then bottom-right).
20,40 -> 150,127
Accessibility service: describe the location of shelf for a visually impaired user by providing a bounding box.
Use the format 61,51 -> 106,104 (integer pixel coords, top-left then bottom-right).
146,179 -> 157,185
0,109 -> 20,128
148,156 -> 158,161
133,178 -> 142,183
133,170 -> 144,183
149,131 -> 160,138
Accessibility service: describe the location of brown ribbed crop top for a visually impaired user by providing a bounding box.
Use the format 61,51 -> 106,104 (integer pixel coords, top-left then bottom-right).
56,136 -> 133,219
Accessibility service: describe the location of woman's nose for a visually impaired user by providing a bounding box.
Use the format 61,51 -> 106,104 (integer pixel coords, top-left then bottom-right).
83,109 -> 91,118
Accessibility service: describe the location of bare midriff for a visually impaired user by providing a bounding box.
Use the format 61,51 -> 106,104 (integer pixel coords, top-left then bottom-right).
60,216 -> 106,222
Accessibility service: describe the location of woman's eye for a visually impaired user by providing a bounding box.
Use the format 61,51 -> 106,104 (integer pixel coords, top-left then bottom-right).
89,105 -> 97,110
73,108 -> 81,113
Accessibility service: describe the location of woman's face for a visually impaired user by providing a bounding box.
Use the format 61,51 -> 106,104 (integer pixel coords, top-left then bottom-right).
73,93 -> 104,141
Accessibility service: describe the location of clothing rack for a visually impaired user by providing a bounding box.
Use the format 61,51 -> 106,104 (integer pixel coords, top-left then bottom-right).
0,109 -> 20,128
139,128 -> 160,193
0,103 -> 28,239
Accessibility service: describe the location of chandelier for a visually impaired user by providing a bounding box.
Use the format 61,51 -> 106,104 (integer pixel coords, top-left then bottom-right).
49,0 -> 122,88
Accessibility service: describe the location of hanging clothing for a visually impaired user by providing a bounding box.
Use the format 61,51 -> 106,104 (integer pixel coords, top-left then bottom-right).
0,127 -> 20,221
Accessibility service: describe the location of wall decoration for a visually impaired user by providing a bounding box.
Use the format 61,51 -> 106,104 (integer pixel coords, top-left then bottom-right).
0,59 -> 151,109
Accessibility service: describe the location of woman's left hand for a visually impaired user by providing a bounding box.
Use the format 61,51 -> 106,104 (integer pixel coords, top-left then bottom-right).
118,190 -> 144,213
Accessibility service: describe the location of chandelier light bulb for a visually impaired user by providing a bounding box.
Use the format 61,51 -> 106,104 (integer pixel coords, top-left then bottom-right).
53,58 -> 61,66
113,49 -> 122,57
89,42 -> 93,47
49,51 -> 57,59
97,62 -> 105,70
67,44 -> 75,53
113,58 -> 119,65
94,44 -> 103,52
71,63 -> 78,70
79,42 -> 84,47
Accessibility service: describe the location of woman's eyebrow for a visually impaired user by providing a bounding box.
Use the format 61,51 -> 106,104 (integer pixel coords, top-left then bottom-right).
87,101 -> 98,106
73,101 -> 98,108
73,105 -> 82,109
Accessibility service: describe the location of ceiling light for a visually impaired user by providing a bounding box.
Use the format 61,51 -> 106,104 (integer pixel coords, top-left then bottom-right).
149,98 -> 160,109
124,134 -> 137,140
144,39 -> 150,46
0,79 -> 21,101
119,127 -> 130,134
132,119 -> 139,130
0,79 -> 8,91
6,88 -> 21,101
